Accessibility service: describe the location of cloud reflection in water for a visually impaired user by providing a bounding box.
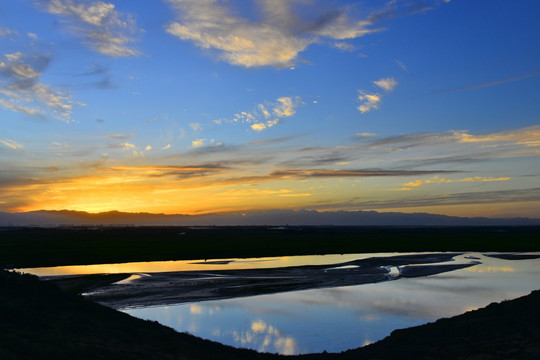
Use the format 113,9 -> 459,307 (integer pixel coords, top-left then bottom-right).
230,319 -> 298,355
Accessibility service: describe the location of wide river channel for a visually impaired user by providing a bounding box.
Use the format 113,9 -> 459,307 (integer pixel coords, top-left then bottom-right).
21,252 -> 540,355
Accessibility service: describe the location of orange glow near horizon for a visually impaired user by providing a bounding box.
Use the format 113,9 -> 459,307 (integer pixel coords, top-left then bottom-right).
5,169 -> 539,218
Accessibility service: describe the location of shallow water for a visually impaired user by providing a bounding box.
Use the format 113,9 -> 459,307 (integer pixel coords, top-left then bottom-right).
123,253 -> 540,355
17,252 -> 410,276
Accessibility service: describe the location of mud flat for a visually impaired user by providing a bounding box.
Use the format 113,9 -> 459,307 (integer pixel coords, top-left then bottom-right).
484,253 -> 540,260
83,253 -> 475,309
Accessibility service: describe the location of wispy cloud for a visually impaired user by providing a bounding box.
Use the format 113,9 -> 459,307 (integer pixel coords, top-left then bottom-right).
0,52 -> 78,121
438,72 -> 540,93
400,176 -> 511,190
332,42 -> 355,51
396,60 -> 407,71
245,134 -> 310,147
456,126 -> 540,146
354,132 -> 377,139
352,187 -> 540,210
110,164 -> 228,179
229,96 -> 301,131
101,133 -> 132,140
271,169 -> 455,178
0,139 -> 24,150
0,99 -> 42,117
41,0 -> 139,57
367,1 -> 438,22
342,126 -> 540,177
362,125 -> 540,150
165,0 -> 380,67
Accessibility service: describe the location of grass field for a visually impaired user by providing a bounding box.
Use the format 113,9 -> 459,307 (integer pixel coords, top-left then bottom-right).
2,226 -> 540,268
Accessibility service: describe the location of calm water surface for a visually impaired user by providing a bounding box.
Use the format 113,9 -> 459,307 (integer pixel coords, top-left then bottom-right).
123,253 -> 540,355
18,252 -> 409,276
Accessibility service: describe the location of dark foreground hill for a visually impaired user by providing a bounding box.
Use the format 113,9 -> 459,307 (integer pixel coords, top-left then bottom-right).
1,270 -> 539,359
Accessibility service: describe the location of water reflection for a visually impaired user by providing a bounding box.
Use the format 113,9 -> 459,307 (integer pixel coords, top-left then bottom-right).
18,253 -> 403,276
236,319 -> 298,355
124,253 -> 540,355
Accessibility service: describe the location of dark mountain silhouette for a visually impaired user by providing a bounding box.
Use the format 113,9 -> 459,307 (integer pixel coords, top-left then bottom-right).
1,209 -> 539,226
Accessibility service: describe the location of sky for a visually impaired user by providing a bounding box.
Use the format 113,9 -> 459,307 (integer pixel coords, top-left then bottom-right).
0,0 -> 539,218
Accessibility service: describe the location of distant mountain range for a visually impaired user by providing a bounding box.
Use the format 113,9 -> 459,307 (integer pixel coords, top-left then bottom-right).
1,209 -> 539,226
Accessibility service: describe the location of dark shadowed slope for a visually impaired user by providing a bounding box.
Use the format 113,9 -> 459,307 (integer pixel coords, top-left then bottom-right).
0,270 -> 276,360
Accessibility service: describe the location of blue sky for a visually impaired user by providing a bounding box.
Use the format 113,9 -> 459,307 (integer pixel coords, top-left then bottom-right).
1,0 -> 539,217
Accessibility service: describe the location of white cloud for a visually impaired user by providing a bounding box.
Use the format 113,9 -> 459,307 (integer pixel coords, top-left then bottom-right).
192,138 -> 205,148
42,0 -> 138,57
273,97 -> 298,117
145,145 -> 152,151
357,77 -> 397,114
226,96 -> 301,131
165,0 -> 377,67
122,142 -> 135,149
162,144 -> 171,150
251,123 -> 267,132
357,91 -> 381,114
373,77 -> 397,92
251,119 -> 280,132
0,139 -> 24,150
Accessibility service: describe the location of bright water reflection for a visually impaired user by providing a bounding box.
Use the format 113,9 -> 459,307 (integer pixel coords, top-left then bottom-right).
124,253 -> 540,355
18,252 -> 407,276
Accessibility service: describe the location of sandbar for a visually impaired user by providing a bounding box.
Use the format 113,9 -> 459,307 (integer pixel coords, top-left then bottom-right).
83,252 -> 478,309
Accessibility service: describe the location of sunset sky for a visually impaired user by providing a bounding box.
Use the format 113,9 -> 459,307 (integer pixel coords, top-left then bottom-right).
1,0 -> 539,218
